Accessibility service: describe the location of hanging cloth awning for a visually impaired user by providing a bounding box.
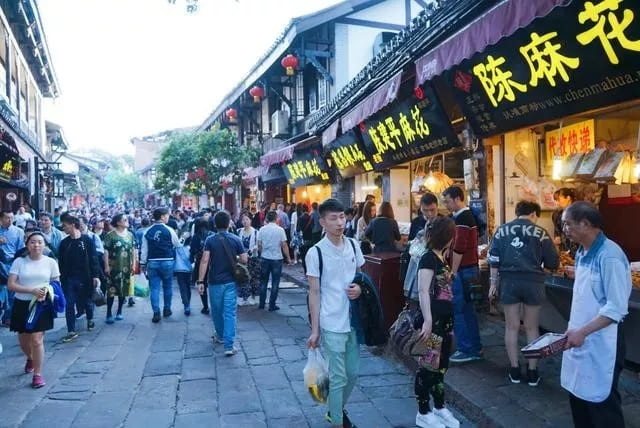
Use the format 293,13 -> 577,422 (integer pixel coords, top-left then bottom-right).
340,70 -> 403,132
259,135 -> 320,168
414,0 -> 566,87
322,119 -> 340,147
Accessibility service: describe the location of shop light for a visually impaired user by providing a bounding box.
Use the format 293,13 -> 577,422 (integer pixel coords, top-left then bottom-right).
635,125 -> 640,179
315,186 -> 321,194
361,174 -> 377,191
302,190 -> 308,198
552,122 -> 564,181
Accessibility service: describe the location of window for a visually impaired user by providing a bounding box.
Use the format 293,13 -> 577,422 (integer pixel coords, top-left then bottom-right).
318,77 -> 327,109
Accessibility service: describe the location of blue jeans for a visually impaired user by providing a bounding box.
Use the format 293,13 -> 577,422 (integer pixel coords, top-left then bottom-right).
208,282 -> 237,350
148,260 -> 174,314
452,265 -> 482,355
0,284 -> 10,322
259,258 -> 283,308
63,277 -> 94,333
176,272 -> 192,309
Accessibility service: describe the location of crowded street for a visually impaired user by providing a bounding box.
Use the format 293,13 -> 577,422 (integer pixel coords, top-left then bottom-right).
1,0 -> 640,427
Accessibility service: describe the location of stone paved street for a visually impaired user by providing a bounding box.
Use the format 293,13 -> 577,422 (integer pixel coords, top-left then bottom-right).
0,278 -> 473,428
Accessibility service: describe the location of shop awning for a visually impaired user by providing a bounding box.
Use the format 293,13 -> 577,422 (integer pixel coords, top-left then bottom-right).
414,0 -> 565,87
260,165 -> 287,185
242,166 -> 266,179
259,135 -> 320,168
340,71 -> 403,132
322,119 -> 340,147
282,145 -> 334,188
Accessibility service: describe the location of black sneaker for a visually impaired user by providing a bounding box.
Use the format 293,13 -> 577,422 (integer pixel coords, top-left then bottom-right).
527,369 -> 540,386
509,366 -> 521,384
201,307 -> 209,315
163,308 -> 172,318
325,410 -> 356,428
128,297 -> 135,307
87,320 -> 95,331
152,312 -> 161,323
268,305 -> 280,312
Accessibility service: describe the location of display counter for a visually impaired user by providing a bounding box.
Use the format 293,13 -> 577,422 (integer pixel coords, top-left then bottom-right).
542,274 -> 640,365
362,252 -> 403,330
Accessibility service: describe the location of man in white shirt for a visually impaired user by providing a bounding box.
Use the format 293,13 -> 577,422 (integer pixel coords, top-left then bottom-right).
14,206 -> 32,229
561,202 -> 631,428
257,211 -> 291,311
306,199 -> 364,428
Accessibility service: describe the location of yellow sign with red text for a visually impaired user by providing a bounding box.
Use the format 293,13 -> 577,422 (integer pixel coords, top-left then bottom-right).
545,119 -> 595,164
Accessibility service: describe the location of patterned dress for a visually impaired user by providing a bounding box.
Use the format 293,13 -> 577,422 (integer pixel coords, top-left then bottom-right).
103,230 -> 135,298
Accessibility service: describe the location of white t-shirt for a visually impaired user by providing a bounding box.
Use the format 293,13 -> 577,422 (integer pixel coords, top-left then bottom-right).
14,212 -> 32,228
257,223 -> 287,260
305,236 -> 365,333
10,256 -> 60,301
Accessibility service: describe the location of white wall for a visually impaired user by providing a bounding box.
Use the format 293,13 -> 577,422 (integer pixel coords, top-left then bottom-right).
333,0 -> 433,94
389,167 -> 411,223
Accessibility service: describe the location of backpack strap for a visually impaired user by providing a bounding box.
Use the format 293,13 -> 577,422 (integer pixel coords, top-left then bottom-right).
315,245 -> 323,284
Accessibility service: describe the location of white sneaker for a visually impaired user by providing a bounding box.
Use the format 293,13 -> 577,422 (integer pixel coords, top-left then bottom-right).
416,412 -> 445,428
433,408 -> 460,428
237,297 -> 245,306
247,296 -> 256,306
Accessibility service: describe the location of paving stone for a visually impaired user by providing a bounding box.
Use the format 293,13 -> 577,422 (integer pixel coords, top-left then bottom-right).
283,360 -> 306,382
76,344 -> 121,362
131,375 -> 179,410
67,360 -> 112,375
242,339 -> 276,359
250,364 -> 291,390
215,350 -> 248,369
358,373 -> 412,387
143,350 -> 182,376
174,411 -> 220,428
220,411 -> 267,428
259,388 -> 304,419
21,399 -> 84,428
276,344 -> 305,362
218,389 -> 262,415
370,397 -> 418,427
217,368 -> 255,392
124,409 -> 175,428
181,356 -> 216,380
248,356 -> 280,366
360,383 -> 415,399
358,356 -> 402,376
184,340 -> 214,359
267,416 -> 310,428
71,391 -> 135,428
344,401 -> 394,428
177,379 -> 217,414
152,331 -> 185,352
272,337 -> 297,346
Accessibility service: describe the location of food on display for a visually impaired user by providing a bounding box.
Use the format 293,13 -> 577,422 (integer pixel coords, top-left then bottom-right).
521,333 -> 568,359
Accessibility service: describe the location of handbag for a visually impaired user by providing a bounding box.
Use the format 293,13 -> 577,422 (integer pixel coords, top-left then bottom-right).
92,286 -> 106,306
218,234 -> 250,284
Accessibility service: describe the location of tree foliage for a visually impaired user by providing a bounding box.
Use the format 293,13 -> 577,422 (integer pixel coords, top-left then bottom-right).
104,170 -> 145,203
155,128 -> 260,197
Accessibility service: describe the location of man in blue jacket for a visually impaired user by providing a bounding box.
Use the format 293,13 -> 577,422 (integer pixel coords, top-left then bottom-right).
141,207 -> 180,323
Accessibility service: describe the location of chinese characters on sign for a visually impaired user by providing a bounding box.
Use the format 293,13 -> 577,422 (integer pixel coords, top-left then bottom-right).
325,130 -> 374,178
283,150 -> 332,187
449,0 -> 640,137
544,119 -> 595,164
360,84 -> 459,170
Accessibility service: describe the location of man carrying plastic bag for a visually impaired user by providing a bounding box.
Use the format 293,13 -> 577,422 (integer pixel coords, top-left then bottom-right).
306,199 -> 364,428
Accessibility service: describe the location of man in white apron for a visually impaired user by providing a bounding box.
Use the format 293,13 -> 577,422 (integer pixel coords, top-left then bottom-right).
561,202 -> 631,428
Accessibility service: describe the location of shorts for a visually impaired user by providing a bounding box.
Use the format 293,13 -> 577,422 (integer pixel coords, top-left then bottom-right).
499,278 -> 545,306
10,299 -> 54,333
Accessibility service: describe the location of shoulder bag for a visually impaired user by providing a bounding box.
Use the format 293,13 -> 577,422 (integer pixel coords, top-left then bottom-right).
217,234 -> 250,284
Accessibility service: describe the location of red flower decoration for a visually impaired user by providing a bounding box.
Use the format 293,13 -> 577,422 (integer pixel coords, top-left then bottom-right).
414,86 -> 424,100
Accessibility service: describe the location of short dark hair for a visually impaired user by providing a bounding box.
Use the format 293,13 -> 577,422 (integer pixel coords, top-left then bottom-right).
345,208 -> 355,216
153,207 -> 169,221
141,218 -> 150,227
420,192 -> 438,206
378,201 -> 394,219
265,211 -> 277,223
0,210 -> 12,219
111,213 -> 126,228
39,212 -> 53,221
564,201 -> 602,229
515,200 -> 541,217
62,215 -> 81,229
425,216 -> 456,250
554,187 -> 576,201
311,202 -> 319,210
442,186 -> 464,201
213,210 -> 231,230
25,231 -> 46,246
319,198 -> 344,217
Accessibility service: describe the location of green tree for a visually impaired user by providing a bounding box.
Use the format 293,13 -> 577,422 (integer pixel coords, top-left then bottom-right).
155,128 -> 260,197
104,170 -> 145,204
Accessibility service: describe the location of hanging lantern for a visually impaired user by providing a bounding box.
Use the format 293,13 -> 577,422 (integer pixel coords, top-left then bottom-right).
281,54 -> 299,76
249,85 -> 265,103
225,108 -> 237,122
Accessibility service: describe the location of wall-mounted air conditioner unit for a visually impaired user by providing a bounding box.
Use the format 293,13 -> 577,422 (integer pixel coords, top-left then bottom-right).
271,110 -> 289,138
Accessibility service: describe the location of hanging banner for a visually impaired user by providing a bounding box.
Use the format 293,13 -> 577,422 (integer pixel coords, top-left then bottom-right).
544,119 -> 595,164
447,0 -> 640,137
359,83 -> 460,170
325,130 -> 374,178
282,148 -> 334,188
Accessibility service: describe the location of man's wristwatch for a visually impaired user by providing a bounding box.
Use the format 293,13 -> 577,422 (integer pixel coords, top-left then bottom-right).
196,280 -> 205,285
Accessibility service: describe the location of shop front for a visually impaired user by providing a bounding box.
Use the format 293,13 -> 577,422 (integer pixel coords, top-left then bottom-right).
0,129 -> 28,211
435,0 -> 640,363
283,145 -> 334,206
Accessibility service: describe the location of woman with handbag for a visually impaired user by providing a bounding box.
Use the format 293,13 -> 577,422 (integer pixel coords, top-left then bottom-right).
103,214 -> 137,324
237,213 -> 259,306
413,216 -> 460,428
190,218 -> 212,314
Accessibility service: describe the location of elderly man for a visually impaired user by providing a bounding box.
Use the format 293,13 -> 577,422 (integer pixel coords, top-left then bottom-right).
561,201 -> 631,428
0,211 -> 24,325
39,212 -> 65,257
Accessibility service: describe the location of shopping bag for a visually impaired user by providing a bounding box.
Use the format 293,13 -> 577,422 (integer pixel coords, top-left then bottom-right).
134,277 -> 150,298
303,348 -> 330,404
92,287 -> 106,306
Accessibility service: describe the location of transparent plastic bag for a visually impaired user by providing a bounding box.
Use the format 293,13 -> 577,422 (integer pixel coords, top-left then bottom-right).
303,348 -> 330,403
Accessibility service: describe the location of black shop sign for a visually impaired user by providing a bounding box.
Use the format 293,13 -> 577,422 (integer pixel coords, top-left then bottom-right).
325,130 -> 374,178
359,83 -> 459,170
447,0 -> 640,137
283,149 -> 333,187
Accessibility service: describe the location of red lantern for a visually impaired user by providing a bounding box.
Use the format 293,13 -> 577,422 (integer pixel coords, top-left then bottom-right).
225,108 -> 237,122
281,54 -> 299,76
249,85 -> 265,103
